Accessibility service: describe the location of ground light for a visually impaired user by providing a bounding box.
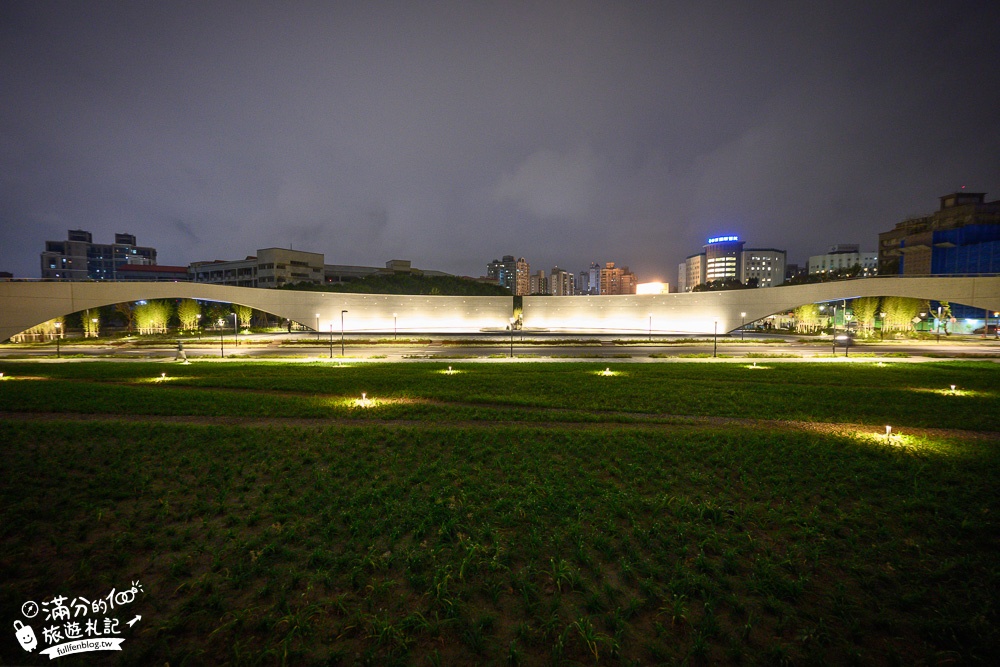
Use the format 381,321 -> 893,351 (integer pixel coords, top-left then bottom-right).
599,368 -> 615,377
951,384 -> 956,393
442,366 -> 459,375
745,362 -> 770,370
355,392 -> 372,408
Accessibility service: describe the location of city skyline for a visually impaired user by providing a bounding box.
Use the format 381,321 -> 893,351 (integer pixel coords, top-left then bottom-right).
3,2 -> 998,282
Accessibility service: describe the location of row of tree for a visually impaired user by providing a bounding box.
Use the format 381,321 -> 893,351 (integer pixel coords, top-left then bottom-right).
792,297 -> 950,334
13,300 -> 263,341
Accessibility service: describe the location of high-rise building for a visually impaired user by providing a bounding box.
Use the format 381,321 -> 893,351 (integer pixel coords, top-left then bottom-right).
704,235 -> 744,282
808,244 -> 878,277
548,266 -> 575,295
529,269 -> 547,295
680,254 -> 705,292
681,236 -> 786,289
599,262 -> 637,295
878,192 -> 1000,275
487,255 -> 531,295
40,230 -> 157,280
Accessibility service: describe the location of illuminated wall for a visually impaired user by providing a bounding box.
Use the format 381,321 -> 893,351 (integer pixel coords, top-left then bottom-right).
3,277 -> 1000,340
0,282 -> 513,341
523,276 -> 1000,335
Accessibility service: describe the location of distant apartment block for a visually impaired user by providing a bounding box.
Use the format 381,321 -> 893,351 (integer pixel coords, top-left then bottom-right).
41,230 -> 157,280
808,244 -> 877,277
599,262 -> 637,295
486,255 -> 530,295
548,267 -> 575,296
529,269 -> 547,295
574,261 -> 602,295
878,192 -> 1000,275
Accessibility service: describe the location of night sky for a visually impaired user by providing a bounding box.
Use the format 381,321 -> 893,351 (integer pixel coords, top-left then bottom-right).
3,1 -> 998,283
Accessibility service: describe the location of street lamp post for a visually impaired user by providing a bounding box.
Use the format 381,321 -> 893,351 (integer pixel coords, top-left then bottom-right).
740,312 -> 746,341
995,312 -> 1000,339
196,313 -> 202,340
879,311 -> 886,341
54,321 -> 61,358
329,324 -> 333,359
393,313 -> 397,340
91,318 -> 98,339
937,306 -> 942,343
315,313 -> 321,347
713,320 -> 718,358
648,314 -> 652,342
233,313 -> 239,348
509,318 -> 515,358
341,310 -> 348,356
219,318 -> 225,358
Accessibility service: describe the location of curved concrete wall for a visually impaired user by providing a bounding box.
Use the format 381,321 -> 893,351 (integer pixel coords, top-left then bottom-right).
2,276 -> 998,340
0,282 -> 512,341
522,276 -> 1000,334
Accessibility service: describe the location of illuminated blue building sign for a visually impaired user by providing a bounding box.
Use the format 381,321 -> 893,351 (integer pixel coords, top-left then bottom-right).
707,235 -> 740,244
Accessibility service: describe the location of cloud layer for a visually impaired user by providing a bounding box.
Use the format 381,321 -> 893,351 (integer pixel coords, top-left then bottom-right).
2,1 -> 998,283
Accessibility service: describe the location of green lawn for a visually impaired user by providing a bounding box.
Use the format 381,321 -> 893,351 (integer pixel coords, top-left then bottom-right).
1,361 -> 998,665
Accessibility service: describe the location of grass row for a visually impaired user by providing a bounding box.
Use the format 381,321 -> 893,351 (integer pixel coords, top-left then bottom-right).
1,420 -> 997,665
1,361 -> 998,431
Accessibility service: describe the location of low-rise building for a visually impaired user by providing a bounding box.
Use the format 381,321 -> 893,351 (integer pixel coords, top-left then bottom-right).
808,244 -> 877,277
878,192 -> 1000,275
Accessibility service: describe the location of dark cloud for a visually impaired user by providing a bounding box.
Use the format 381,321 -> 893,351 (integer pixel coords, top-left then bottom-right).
2,1 -> 998,283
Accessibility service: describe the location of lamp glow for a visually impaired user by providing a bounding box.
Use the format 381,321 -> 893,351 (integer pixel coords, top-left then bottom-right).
950,384 -> 956,393
885,425 -> 892,438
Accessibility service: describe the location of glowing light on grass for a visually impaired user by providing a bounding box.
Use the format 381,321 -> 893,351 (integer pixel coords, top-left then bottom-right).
909,386 -> 981,398
885,425 -> 892,438
355,392 -> 373,408
745,362 -> 770,370
442,366 -> 459,375
599,368 -> 615,377
876,361 -> 886,367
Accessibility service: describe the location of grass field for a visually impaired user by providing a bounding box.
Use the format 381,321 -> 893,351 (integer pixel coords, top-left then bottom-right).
1,360 -> 998,665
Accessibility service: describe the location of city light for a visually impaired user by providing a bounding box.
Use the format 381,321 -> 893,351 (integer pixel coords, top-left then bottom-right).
707,235 -> 740,244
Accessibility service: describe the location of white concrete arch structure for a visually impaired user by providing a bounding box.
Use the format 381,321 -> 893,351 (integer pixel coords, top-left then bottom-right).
1,276 -> 998,340
522,276 -> 1000,334
0,282 -> 513,342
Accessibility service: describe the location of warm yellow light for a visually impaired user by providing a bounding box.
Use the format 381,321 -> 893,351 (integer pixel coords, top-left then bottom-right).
599,368 -> 616,377
355,392 -> 373,408
636,282 -> 669,295
885,425 -> 891,438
